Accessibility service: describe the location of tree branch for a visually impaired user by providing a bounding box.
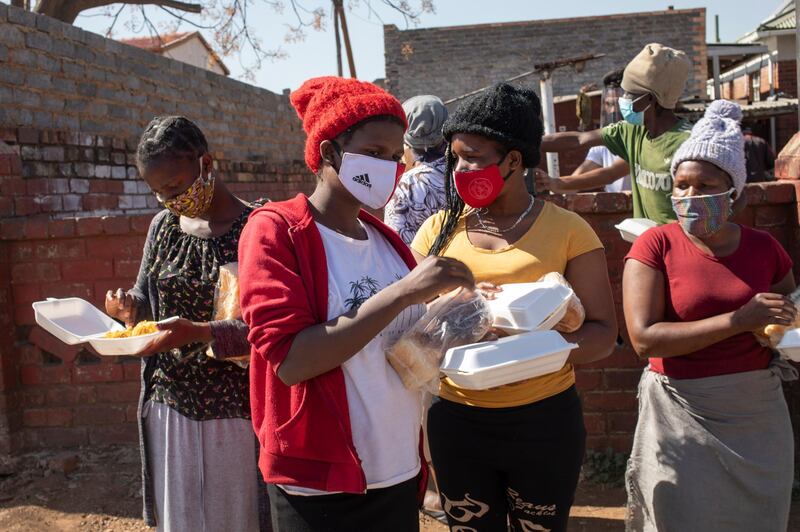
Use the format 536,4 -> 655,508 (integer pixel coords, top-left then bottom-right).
35,0 -> 201,23
104,3 -> 127,37
43,0 -> 433,81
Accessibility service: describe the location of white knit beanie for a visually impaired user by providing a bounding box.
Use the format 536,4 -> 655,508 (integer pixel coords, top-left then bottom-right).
670,100 -> 746,195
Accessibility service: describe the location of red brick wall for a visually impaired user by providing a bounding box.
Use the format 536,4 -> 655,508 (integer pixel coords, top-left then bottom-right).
727,61 -> 790,102
3,166 -> 798,454
385,8 -> 707,103
0,130 -> 316,453
1,215 -> 161,449
775,114 -> 800,157
778,60 -> 797,99
551,96 -> 602,176
732,75 -> 749,100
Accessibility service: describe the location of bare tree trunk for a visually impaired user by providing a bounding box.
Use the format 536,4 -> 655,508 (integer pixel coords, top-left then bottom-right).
33,0 -> 201,24
335,1 -> 356,78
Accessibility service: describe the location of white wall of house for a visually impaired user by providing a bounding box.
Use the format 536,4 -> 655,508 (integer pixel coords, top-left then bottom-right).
161,38 -> 226,76
775,33 -> 796,61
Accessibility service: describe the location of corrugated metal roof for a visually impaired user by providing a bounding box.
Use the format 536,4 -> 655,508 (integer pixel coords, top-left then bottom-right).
759,7 -> 795,31
680,98 -> 798,119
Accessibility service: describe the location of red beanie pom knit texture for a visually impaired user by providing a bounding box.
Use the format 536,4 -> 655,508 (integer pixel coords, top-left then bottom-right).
290,76 -> 407,174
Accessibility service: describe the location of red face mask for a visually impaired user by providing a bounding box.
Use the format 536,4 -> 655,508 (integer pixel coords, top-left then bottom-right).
453,154 -> 511,208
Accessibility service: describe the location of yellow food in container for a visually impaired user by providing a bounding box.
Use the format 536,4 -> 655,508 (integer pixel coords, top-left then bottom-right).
104,320 -> 158,338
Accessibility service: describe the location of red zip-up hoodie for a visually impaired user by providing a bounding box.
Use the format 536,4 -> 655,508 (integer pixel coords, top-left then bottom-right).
239,194 -> 427,497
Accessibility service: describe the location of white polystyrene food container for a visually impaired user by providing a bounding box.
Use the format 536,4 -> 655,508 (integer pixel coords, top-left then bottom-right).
776,328 -> 800,362
440,330 -> 578,390
32,297 -> 169,356
487,281 -> 573,333
615,218 -> 658,243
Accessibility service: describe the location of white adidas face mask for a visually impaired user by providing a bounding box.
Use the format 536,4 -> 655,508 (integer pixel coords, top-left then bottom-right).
336,152 -> 404,209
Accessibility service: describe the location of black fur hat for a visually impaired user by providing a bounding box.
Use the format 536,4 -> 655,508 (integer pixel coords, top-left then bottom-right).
442,83 -> 544,168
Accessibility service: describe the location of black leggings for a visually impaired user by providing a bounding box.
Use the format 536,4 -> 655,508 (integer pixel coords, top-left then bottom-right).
267,477 -> 419,532
427,386 -> 586,532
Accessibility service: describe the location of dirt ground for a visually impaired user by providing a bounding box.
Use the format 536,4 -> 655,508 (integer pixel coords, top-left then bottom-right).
0,445 -> 794,531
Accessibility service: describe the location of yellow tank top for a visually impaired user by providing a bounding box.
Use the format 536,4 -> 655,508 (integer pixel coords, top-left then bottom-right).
411,202 -> 603,408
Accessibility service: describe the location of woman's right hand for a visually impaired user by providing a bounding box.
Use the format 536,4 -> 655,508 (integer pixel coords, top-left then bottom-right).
394,256 -> 475,306
105,288 -> 138,327
731,293 -> 798,332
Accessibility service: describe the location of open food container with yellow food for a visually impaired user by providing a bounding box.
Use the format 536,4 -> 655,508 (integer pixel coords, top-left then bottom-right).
32,297 -> 173,356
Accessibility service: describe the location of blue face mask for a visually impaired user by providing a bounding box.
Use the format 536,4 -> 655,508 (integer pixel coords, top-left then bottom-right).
618,95 -> 650,126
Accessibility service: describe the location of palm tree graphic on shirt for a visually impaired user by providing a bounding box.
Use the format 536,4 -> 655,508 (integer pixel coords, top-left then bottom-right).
345,276 -> 381,310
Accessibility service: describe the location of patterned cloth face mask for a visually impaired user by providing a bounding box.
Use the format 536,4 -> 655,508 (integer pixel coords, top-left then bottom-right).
670,188 -> 734,238
157,157 -> 215,218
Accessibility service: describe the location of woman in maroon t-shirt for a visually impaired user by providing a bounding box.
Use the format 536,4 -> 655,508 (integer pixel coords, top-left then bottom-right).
622,101 -> 797,531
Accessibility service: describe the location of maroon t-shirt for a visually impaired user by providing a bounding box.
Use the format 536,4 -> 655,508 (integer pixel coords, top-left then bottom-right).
626,223 -> 792,379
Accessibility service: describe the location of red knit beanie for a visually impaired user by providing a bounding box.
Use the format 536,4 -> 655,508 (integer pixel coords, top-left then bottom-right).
290,76 -> 407,174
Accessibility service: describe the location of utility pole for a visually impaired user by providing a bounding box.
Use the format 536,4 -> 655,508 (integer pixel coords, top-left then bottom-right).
333,0 -> 356,78
333,2 -> 342,77
539,71 -> 559,177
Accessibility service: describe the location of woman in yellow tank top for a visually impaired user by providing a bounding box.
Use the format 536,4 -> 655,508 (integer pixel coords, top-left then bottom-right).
411,83 -> 617,532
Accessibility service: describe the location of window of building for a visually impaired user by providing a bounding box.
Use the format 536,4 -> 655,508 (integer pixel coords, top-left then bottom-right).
751,70 -> 761,102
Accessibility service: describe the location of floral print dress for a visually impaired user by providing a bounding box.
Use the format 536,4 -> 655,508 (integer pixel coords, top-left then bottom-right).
384,157 -> 447,245
145,203 -> 258,421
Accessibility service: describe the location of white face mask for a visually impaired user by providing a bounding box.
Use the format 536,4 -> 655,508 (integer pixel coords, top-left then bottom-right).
337,152 -> 404,209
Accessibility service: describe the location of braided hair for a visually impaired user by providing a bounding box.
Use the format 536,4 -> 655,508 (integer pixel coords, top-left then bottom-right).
427,143 -> 463,256
136,116 -> 208,169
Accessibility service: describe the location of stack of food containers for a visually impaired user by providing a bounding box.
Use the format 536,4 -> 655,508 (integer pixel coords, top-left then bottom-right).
439,278 -> 579,390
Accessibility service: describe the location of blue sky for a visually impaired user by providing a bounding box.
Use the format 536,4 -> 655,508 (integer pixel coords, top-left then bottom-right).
15,0 -> 784,94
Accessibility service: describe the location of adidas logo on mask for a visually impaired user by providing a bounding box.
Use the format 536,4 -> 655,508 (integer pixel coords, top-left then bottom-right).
352,173 -> 372,188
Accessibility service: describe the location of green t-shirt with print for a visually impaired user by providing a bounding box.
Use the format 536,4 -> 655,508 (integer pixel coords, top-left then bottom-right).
601,119 -> 692,224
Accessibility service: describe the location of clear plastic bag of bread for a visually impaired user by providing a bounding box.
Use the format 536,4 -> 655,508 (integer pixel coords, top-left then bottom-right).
537,272 -> 585,333
755,315 -> 800,350
388,287 -> 493,391
206,262 -> 249,367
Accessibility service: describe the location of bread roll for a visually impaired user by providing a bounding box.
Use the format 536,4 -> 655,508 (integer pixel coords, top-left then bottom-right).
214,263 -> 240,321
208,262 -> 248,365
555,296 -> 585,334
387,334 -> 440,389
538,272 -> 586,333
763,315 -> 800,347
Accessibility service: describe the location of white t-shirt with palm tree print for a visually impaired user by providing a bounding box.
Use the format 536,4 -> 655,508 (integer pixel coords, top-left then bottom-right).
295,220 -> 425,494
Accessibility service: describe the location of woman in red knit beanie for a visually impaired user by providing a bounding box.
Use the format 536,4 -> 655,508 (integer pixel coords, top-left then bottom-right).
238,76 -> 474,531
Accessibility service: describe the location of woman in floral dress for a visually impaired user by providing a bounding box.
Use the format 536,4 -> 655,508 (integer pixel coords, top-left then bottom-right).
105,116 -> 265,532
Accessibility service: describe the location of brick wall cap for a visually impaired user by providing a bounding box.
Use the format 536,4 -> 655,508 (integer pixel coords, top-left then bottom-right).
383,7 -> 705,34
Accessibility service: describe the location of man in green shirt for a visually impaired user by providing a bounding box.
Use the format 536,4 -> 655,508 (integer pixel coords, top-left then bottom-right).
541,43 -> 693,224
